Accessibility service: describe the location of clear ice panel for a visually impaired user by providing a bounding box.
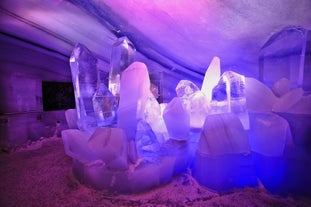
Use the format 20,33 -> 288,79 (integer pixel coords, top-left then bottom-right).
259,27 -> 309,89
109,36 -> 136,98
69,43 -> 98,131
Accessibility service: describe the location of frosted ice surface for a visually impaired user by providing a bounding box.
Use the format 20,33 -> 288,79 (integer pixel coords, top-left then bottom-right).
92,83 -> 117,127
211,71 -> 249,129
88,127 -> 128,170
61,129 -> 97,163
272,77 -> 291,97
247,112 -> 293,157
245,77 -> 277,112
198,113 -> 250,156
117,62 -> 151,163
272,87 -> 303,112
287,94 -> 311,114
175,80 -> 199,98
188,91 -> 209,128
69,43 -> 98,132
109,36 -> 136,98
201,56 -> 221,101
144,92 -> 169,143
65,109 -> 78,129
163,97 -> 190,140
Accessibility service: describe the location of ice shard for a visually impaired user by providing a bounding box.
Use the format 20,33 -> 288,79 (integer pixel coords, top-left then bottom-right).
117,62 -> 150,163
92,82 -> 117,127
211,71 -> 249,129
162,97 -> 190,140
69,43 -> 98,132
201,56 -> 221,101
108,36 -> 136,101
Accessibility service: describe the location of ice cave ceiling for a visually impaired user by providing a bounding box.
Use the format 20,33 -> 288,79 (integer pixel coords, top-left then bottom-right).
1,0 -> 311,79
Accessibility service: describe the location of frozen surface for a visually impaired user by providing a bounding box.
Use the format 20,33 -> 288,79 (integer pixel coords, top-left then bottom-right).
92,83 -> 117,127
176,80 -> 200,98
247,112 -> 293,157
88,127 -> 128,170
201,56 -> 221,101
109,36 -> 136,99
69,43 -> 98,132
245,77 -> 277,112
272,87 -> 303,112
271,78 -> 291,97
198,113 -> 250,156
163,97 -> 190,140
287,94 -> 311,114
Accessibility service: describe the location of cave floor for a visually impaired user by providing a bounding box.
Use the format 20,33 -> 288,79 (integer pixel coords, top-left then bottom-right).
0,137 -> 310,207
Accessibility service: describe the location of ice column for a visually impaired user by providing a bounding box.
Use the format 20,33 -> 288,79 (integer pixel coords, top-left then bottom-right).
109,36 -> 136,102
211,71 -> 249,129
69,43 -> 98,132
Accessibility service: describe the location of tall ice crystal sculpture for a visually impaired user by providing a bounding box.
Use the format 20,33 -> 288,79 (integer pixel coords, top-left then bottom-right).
109,36 -> 136,101
69,43 -> 98,131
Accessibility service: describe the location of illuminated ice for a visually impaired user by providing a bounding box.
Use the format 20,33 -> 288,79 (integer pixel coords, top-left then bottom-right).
88,127 -> 128,170
198,113 -> 250,156
109,36 -> 136,100
272,88 -> 303,112
144,93 -> 169,143
272,77 -> 291,97
175,80 -> 200,98
201,56 -> 221,101
65,109 -> 78,129
92,82 -> 117,127
288,94 -> 311,114
69,43 -> 98,132
117,62 -> 150,163
163,97 -> 190,140
247,112 -> 293,157
245,77 -> 277,112
211,71 -> 249,129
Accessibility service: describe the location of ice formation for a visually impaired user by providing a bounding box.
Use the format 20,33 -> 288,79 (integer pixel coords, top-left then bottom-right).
69,43 -> 98,132
108,37 -> 136,100
64,42 -> 310,195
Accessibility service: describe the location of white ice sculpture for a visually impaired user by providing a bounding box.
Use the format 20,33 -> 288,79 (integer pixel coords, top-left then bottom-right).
176,80 -> 209,128
65,109 -> 78,129
247,112 -> 293,157
272,88 -> 303,112
163,97 -> 190,140
117,61 -> 151,163
198,113 -> 250,156
87,127 -> 129,170
201,56 -> 221,101
245,77 -> 277,112
272,77 -> 291,97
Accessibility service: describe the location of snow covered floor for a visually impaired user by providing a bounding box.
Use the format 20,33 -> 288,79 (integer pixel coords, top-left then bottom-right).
0,137 -> 310,207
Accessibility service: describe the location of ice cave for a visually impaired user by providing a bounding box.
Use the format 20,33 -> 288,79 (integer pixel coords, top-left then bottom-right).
0,0 -> 311,206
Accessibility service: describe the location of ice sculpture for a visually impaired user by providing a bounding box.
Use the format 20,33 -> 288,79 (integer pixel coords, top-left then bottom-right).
272,77 -> 291,97
245,77 -> 277,112
88,127 -> 128,170
259,26 -> 309,90
211,71 -> 249,129
163,97 -> 190,140
193,113 -> 257,191
272,88 -> 303,112
92,82 -> 117,127
176,80 -> 209,128
247,112 -> 293,157
65,108 -> 78,129
201,56 -> 221,101
69,43 -> 98,131
117,62 -> 150,163
198,113 -> 250,156
108,36 -> 136,100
